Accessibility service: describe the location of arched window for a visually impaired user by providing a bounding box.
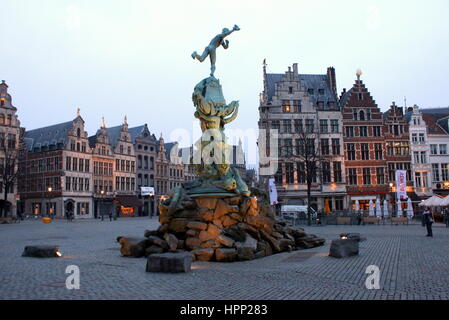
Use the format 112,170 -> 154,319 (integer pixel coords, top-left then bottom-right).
359,110 -> 365,121
144,156 -> 148,169
150,157 -> 154,170
137,155 -> 142,169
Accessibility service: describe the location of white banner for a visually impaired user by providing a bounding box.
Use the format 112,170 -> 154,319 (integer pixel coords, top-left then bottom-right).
396,170 -> 407,200
141,187 -> 155,196
268,178 -> 278,205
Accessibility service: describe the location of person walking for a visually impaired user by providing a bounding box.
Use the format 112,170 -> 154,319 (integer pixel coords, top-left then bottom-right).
423,208 -> 433,237
444,208 -> 449,228
108,211 -> 113,222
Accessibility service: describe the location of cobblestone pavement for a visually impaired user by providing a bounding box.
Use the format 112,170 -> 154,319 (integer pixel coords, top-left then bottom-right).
1,217 -> 448,300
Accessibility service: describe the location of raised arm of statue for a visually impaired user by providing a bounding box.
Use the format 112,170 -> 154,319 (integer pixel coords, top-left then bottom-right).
191,25 -> 240,77
223,104 -> 239,125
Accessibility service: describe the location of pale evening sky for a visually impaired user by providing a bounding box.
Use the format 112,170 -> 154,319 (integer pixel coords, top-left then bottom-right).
1,0 -> 448,166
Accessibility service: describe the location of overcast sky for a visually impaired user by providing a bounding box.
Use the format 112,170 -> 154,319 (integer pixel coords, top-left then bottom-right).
1,0 -> 449,165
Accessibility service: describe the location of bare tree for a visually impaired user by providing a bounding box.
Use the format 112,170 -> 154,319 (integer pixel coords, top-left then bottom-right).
278,129 -> 324,226
0,135 -> 18,217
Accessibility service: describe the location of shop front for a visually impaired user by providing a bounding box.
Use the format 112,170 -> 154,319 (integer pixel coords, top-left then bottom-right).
114,195 -> 143,217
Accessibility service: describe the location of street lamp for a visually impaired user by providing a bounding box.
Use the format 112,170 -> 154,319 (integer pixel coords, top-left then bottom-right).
47,187 -> 53,218
100,190 -> 105,221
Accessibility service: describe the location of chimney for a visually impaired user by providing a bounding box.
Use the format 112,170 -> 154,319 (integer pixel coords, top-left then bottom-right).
327,67 -> 337,95
287,66 -> 291,73
293,63 -> 298,75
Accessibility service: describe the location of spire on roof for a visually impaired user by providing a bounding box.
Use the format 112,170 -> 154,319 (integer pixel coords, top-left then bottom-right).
356,68 -> 362,80
77,107 -> 80,117
101,117 -> 106,128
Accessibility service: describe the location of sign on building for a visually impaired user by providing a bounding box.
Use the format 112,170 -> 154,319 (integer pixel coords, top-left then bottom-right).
268,178 -> 278,205
395,170 -> 407,200
141,187 -> 155,196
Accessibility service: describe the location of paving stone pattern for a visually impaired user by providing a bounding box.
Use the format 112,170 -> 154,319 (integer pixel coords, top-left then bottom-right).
1,218 -> 448,300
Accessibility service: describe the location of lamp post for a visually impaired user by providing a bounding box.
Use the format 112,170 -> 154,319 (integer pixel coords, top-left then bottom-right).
389,182 -> 395,216
100,190 -> 105,221
47,187 -> 53,218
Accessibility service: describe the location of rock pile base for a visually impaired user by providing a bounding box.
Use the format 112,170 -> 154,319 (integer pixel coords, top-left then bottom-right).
118,194 -> 325,262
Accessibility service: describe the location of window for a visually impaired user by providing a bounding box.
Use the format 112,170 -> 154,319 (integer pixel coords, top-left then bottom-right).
440,144 -> 447,155
353,110 -> 358,120
274,166 -> 283,184
359,126 -> 368,137
66,157 -> 71,171
81,142 -> 86,153
347,143 -> 356,161
271,120 -> 280,131
320,120 -> 328,133
321,139 -> 329,155
72,158 -> 78,171
373,126 -> 381,137
442,164 -> 449,181
282,120 -> 292,133
375,143 -> 383,160
415,172 -> 422,188
294,119 -> 303,133
297,162 -> 305,184
335,197 -> 344,211
308,89 -> 314,95
419,133 -> 425,143
412,133 -> 418,143
322,162 -> 331,183
305,119 -> 314,133
73,177 -> 77,191
333,162 -> 342,183
66,177 -> 71,191
285,163 -> 294,184
363,168 -> 371,185
116,177 -> 120,190
295,139 -> 303,155
284,139 -> 293,156
306,139 -> 315,154
332,139 -> 340,155
85,160 -> 90,172
348,168 -> 357,185
359,110 -> 365,121
388,163 -> 395,181
331,120 -> 339,133
293,100 -> 301,113
432,164 -> 440,182
289,87 -> 293,94
79,158 -> 84,172
282,105 -> 291,113
376,167 -> 385,184
420,152 -> 427,164
430,144 -> 438,155
367,109 -> 371,120
345,126 -> 354,137
361,143 -> 369,160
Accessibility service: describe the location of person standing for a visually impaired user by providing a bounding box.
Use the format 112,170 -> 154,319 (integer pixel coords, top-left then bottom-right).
444,208 -> 449,228
108,211 -> 112,221
423,208 -> 433,237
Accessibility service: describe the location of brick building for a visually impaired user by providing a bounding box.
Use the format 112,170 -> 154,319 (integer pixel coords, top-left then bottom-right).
259,63 -> 346,212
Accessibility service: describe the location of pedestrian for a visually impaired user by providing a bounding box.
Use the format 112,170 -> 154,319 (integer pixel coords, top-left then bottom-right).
444,207 -> 449,228
357,211 -> 362,225
423,208 -> 433,237
109,211 -> 113,221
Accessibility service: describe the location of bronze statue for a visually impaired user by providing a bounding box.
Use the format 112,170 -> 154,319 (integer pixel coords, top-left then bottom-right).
191,25 -> 240,77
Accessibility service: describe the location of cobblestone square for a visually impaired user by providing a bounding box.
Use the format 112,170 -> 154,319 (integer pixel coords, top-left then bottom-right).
1,218 -> 448,300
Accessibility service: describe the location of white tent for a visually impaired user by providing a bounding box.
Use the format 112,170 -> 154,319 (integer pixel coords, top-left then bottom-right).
397,201 -> 403,217
376,198 -> 382,217
369,200 -> 375,217
419,195 -> 444,207
407,198 -> 414,219
383,199 -> 389,218
438,195 -> 449,207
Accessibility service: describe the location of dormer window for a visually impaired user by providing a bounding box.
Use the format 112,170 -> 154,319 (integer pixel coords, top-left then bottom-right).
77,128 -> 81,137
358,93 -> 363,100
308,89 -> 314,95
288,87 -> 293,94
318,89 -> 324,95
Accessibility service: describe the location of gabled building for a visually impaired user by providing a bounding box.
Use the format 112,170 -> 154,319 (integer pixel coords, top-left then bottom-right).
105,117 -> 141,216
0,80 -> 22,217
420,107 -> 449,195
340,72 -> 388,211
19,110 -> 93,219
258,62 -> 346,212
129,124 -> 157,216
404,105 -> 432,198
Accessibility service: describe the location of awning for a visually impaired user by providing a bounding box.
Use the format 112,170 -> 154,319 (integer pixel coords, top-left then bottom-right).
115,196 -> 143,207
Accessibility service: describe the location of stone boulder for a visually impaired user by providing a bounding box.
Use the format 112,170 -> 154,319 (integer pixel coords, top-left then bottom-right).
237,247 -> 255,261
215,248 -> 237,262
22,245 -> 61,258
192,248 -> 215,261
329,239 -> 359,258
164,233 -> 179,252
146,252 -> 192,273
117,237 -> 148,258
